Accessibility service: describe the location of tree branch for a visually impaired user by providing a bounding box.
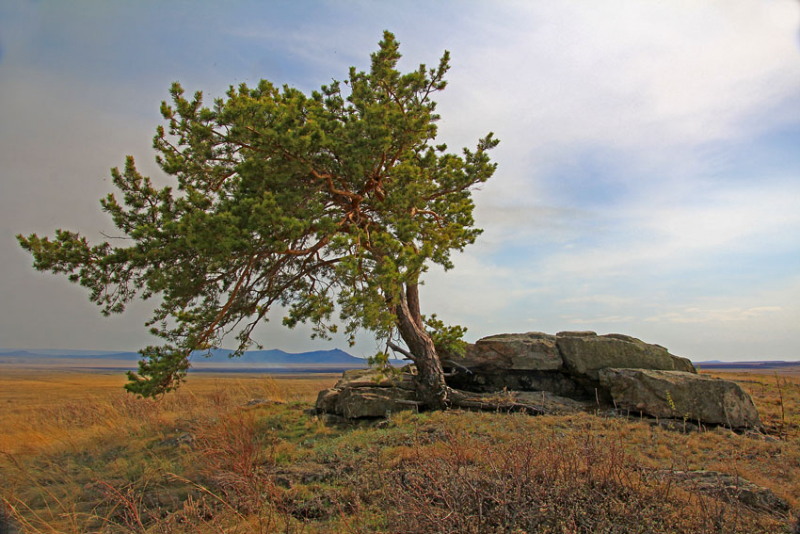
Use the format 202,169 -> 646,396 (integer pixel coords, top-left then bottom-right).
442,359 -> 473,375
405,281 -> 424,329
388,341 -> 415,361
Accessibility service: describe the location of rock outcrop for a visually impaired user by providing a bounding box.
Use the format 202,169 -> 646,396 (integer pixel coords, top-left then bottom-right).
598,368 -> 761,428
446,331 -> 697,400
315,331 -> 762,429
556,331 -> 696,377
457,332 -> 563,372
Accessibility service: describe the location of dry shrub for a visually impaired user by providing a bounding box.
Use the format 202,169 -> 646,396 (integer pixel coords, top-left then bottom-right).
383,427 -> 784,534
193,410 -> 273,510
187,408 -> 309,533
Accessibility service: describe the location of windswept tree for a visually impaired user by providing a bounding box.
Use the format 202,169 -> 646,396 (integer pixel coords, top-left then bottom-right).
18,32 -> 498,408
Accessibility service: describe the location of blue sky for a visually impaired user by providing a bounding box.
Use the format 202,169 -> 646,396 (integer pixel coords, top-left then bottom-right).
1,1 -> 799,361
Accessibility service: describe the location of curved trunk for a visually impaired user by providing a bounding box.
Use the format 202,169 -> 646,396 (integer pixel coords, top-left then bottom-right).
394,282 -> 449,409
391,282 -> 549,415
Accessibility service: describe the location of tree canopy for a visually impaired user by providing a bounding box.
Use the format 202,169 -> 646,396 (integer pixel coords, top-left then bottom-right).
18,32 -> 498,405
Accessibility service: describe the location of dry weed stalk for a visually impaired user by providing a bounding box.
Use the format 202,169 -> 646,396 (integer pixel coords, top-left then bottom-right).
775,372 -> 787,439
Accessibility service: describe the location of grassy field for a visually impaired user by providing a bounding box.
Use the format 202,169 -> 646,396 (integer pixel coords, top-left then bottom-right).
1,367 -> 798,533
0,368 -> 335,456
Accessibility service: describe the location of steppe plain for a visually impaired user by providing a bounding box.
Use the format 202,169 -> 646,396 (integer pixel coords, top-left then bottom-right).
1,359 -> 798,533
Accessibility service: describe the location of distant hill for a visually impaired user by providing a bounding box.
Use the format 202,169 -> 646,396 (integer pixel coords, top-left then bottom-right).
3,348 -> 794,369
197,348 -> 366,365
0,347 -> 370,366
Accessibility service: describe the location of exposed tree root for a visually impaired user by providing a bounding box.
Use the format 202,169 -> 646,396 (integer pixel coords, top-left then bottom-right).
446,387 -> 546,415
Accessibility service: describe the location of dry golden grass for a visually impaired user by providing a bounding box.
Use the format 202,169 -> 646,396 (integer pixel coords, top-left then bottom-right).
1,366 -> 797,533
0,368 -> 336,457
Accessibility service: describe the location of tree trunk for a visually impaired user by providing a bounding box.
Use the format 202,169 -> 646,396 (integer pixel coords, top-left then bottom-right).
394,281 -> 449,409
391,283 -> 548,415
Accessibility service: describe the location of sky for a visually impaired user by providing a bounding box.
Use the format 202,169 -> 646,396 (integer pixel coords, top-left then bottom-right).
1,0 -> 799,362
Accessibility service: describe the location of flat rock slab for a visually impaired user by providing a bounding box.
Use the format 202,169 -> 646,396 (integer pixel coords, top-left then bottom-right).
460,332 -> 562,372
336,386 -> 420,418
316,383 -> 421,419
556,331 -> 696,379
333,368 -> 417,390
662,470 -> 789,514
598,368 -> 762,429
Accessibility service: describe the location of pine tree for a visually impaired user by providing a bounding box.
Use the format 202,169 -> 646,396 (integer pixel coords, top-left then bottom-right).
18,32 -> 498,406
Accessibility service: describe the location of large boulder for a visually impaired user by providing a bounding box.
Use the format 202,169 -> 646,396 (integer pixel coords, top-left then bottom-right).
664,470 -> 790,514
458,332 -> 562,372
314,388 -> 341,415
556,331 -> 696,379
598,368 -> 762,429
445,331 -> 695,400
444,332 -> 574,395
315,368 -> 421,418
334,387 -> 420,419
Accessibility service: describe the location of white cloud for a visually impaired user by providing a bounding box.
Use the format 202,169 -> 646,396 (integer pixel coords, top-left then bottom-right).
558,295 -> 642,307
531,178 -> 800,280
440,0 -> 800,154
561,315 -> 637,325
3,1 -> 800,361
645,306 -> 784,324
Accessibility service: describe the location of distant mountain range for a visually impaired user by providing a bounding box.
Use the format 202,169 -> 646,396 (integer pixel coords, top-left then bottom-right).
3,348 -> 794,371
0,347 -> 371,366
